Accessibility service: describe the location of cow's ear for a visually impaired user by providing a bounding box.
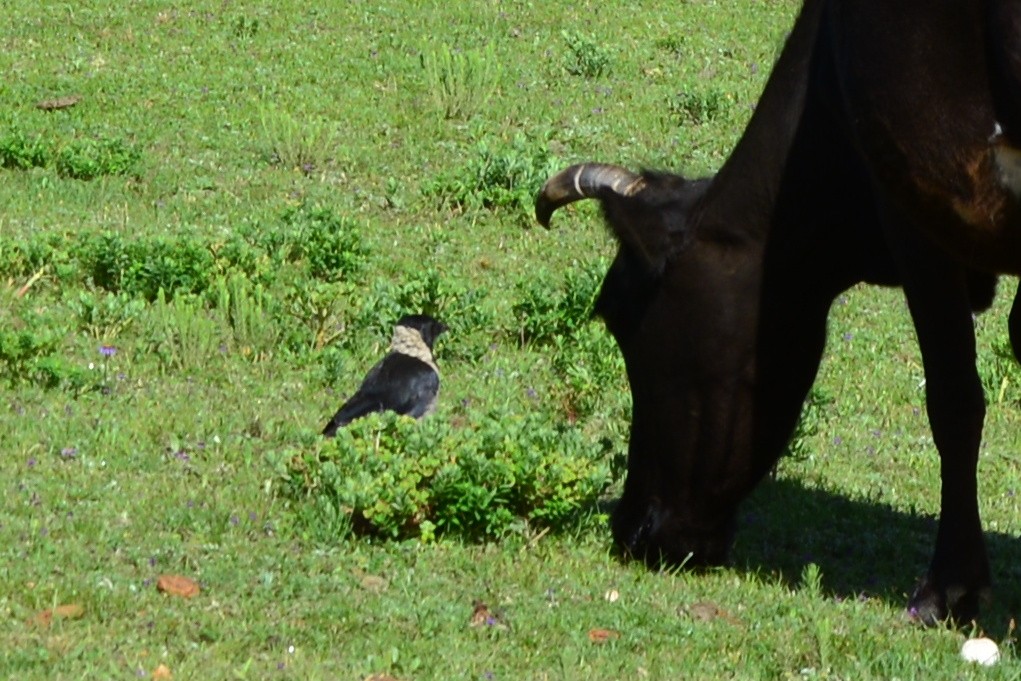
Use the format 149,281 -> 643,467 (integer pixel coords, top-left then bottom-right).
600,189 -> 674,276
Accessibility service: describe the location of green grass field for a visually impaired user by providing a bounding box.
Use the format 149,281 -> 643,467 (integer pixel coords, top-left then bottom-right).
4,1 -> 1021,678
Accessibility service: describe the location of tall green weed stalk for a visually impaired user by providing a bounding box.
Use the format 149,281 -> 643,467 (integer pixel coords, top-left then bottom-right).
421,42 -> 502,120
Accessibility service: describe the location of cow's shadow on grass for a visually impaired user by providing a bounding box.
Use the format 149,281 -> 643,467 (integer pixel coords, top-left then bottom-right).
726,476 -> 1021,633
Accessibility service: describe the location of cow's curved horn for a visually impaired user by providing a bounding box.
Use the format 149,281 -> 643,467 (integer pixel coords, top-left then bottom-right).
535,163 -> 645,228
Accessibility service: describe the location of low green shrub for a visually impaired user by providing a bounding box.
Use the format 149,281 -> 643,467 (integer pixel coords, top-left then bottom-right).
0,128 -> 49,170
79,232 -> 216,301
275,409 -> 616,542
0,299 -> 85,389
512,259 -> 605,346
561,30 -> 612,78
66,290 -> 147,341
550,324 -> 627,422
55,135 -> 141,180
423,134 -> 560,216
251,203 -> 367,282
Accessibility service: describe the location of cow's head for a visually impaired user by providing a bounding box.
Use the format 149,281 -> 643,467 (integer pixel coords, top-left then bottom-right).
537,163 -> 779,568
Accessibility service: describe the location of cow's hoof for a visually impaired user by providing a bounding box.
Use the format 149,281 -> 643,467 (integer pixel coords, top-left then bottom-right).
907,574 -> 985,626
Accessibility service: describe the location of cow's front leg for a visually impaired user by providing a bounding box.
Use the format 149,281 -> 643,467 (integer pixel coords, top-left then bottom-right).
899,261 -> 990,625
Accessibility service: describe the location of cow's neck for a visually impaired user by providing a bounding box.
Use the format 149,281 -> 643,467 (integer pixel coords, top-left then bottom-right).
698,0 -> 825,245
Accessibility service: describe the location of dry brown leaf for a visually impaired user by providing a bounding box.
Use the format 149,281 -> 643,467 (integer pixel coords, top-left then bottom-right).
359,575 -> 388,592
470,599 -> 492,627
363,675 -> 401,681
156,574 -> 200,598
468,599 -> 508,629
152,664 -> 172,679
28,603 -> 85,627
36,95 -> 82,111
587,628 -> 620,643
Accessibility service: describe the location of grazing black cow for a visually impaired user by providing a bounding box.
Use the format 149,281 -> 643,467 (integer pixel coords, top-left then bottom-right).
535,0 -> 1021,624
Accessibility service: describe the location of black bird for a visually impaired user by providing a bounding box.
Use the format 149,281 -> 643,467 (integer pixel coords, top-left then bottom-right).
322,314 -> 447,436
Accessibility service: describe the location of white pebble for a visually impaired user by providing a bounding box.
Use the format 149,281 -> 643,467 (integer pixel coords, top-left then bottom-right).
961,637 -> 999,666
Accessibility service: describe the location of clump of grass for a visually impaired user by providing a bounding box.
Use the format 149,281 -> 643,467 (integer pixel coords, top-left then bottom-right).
654,35 -> 686,58
562,30 -> 612,78
423,133 -> 560,216
668,85 -> 728,125
978,333 -> 1021,405
275,409 -> 615,542
258,105 -> 339,172
783,386 -> 833,461
421,42 -> 502,120
142,290 -> 224,373
211,274 -> 280,361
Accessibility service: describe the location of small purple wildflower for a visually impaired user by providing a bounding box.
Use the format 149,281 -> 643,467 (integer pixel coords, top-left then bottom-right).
173,450 -> 190,462
27,457 -> 37,468
248,511 -> 258,522
230,514 -> 240,526
60,446 -> 78,459
832,436 -> 843,446
99,345 -> 117,358
870,429 -> 882,438
842,332 -> 853,341
136,668 -> 147,678
277,662 -> 286,671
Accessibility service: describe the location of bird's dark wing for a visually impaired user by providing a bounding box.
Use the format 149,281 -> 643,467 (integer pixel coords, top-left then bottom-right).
322,353 -> 439,436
